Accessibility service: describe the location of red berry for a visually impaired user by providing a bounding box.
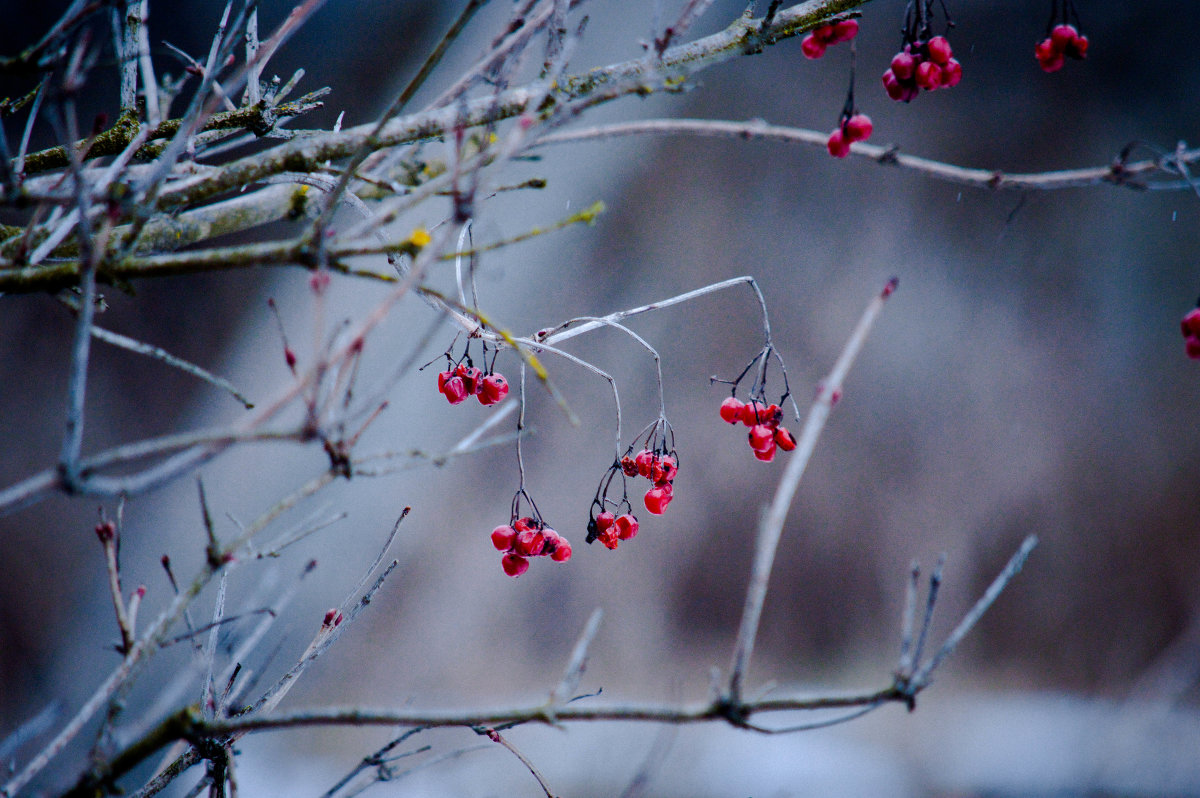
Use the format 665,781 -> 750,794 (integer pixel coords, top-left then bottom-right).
761,404 -> 782,426
1036,39 -> 1064,72
595,511 -> 615,532
719,396 -> 744,424
940,59 -> 963,88
550,540 -> 572,562
513,516 -> 536,532
1066,34 -> 1088,59
437,370 -> 452,393
644,484 -> 673,515
926,35 -> 953,65
651,455 -> 677,485
827,127 -> 850,158
890,52 -> 916,81
882,69 -> 906,101
844,114 -> 873,143
812,23 -> 837,44
634,449 -> 654,473
597,526 -> 620,549
621,456 -> 639,477
478,373 -> 509,405
753,440 -> 777,462
442,375 -> 468,404
501,553 -> 529,577
748,424 -> 775,452
491,524 -> 516,551
774,426 -> 797,452
1039,53 -> 1064,73
514,529 -> 545,557
829,19 -> 859,44
541,527 -> 562,555
615,514 -> 639,540
1187,336 -> 1200,360
801,34 -> 826,59
458,366 -> 483,394
739,402 -> 761,426
1050,24 -> 1077,52
915,60 -> 942,90
1181,309 -> 1200,338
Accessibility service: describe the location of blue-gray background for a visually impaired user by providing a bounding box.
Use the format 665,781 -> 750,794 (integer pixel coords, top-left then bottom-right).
1,1 -> 1198,795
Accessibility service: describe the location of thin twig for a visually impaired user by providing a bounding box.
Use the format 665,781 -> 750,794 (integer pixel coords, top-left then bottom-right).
550,608 -> 603,707
482,727 -> 557,798
89,325 -> 254,408
910,553 -> 945,673
535,118 -> 1200,192
727,277 -> 897,704
910,535 -> 1039,687
895,560 -> 920,677
200,571 -> 229,718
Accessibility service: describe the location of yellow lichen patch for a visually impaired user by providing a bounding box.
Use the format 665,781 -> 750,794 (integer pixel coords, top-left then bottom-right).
409,226 -> 432,249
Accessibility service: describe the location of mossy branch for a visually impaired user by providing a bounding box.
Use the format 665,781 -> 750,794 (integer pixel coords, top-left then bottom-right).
17,92 -> 328,175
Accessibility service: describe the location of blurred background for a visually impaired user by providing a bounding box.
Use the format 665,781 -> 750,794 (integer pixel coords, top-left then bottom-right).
2,0 -> 1199,795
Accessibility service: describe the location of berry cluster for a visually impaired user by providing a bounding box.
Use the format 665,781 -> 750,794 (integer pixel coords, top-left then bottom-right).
801,18 -> 859,59
718,397 -> 796,462
827,113 -> 873,158
437,363 -> 509,406
882,35 -> 963,101
1182,308 -> 1200,359
491,516 -> 572,577
713,342 -> 797,462
1035,24 -> 1088,73
620,448 -> 679,515
587,510 -> 640,550
585,420 -> 674,551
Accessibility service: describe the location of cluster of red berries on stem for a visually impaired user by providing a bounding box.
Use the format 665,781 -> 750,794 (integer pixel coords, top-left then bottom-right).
881,2 -> 962,102
491,492 -> 571,577
1181,306 -> 1200,360
719,397 -> 796,462
883,35 -> 962,101
434,344 -> 509,406
1035,24 -> 1088,72
801,18 -> 859,60
713,343 -> 798,462
610,419 -> 679,517
586,455 -> 642,550
622,448 -> 678,515
586,502 -> 641,550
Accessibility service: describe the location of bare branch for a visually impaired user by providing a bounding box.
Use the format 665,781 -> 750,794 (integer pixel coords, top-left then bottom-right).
550,608 -> 603,707
536,118 -> 1200,192
910,535 -> 1039,687
88,325 -> 254,409
726,278 -> 897,703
